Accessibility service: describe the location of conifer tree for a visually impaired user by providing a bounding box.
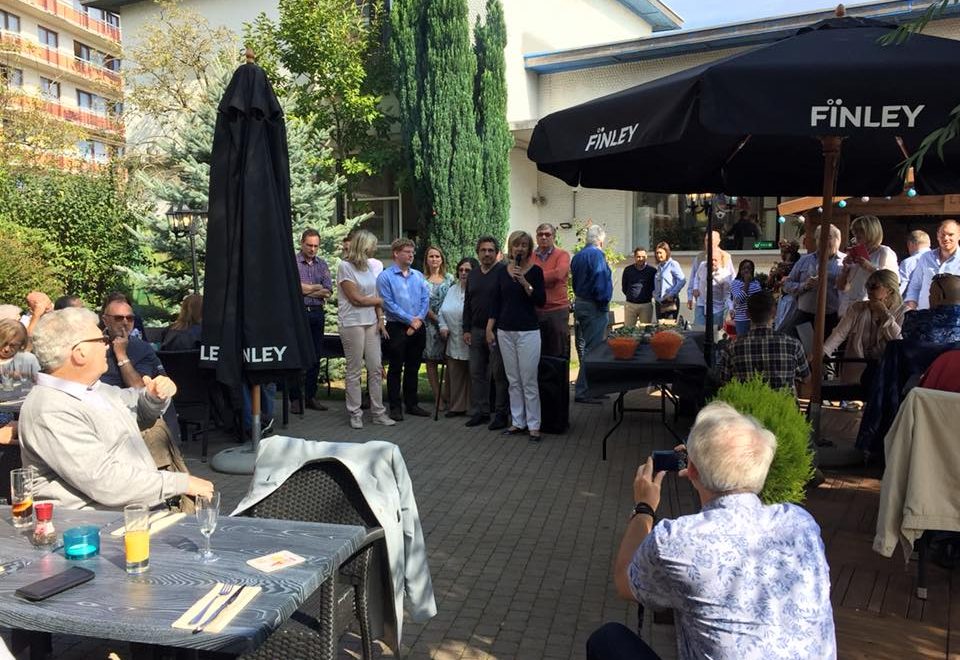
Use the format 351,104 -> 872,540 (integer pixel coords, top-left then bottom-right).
391,0 -> 485,259
474,0 -> 511,242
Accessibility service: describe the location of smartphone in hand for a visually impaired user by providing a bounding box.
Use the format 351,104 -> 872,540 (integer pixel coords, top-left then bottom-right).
652,450 -> 687,473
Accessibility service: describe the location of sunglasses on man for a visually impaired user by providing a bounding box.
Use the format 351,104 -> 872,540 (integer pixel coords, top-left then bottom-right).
105,315 -> 136,323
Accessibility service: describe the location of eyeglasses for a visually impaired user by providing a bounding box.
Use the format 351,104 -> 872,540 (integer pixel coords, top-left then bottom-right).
105,315 -> 135,323
457,267 -> 472,273
536,232 -> 553,237
1,342 -> 23,351
71,336 -> 110,350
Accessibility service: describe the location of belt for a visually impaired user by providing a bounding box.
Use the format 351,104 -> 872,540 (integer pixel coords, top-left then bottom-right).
305,306 -> 324,313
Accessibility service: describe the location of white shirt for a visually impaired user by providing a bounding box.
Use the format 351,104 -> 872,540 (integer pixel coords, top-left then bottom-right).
337,260 -> 379,327
693,261 -> 733,314
838,244 -> 898,317
438,284 -> 469,361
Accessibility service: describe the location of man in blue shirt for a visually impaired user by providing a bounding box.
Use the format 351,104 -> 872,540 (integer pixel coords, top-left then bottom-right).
377,238 -> 431,421
780,223 -> 845,338
905,219 -> 960,310
898,230 -> 931,295
571,225 -> 613,403
589,402 -> 836,660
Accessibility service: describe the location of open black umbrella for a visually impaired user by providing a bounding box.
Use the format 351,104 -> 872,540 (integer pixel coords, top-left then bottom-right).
201,50 -> 316,473
528,6 -> 960,417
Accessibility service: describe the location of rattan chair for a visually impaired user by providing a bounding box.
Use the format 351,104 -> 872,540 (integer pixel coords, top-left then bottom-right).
238,460 -> 385,660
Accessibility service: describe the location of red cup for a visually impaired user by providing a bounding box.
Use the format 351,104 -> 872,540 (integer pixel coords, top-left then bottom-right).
34,501 -> 53,522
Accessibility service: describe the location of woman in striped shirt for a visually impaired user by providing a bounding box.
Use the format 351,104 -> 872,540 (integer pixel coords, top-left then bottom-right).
731,259 -> 763,336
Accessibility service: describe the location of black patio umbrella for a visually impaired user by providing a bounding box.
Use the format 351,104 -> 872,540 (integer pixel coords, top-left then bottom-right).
528,6 -> 960,414
201,50 -> 315,472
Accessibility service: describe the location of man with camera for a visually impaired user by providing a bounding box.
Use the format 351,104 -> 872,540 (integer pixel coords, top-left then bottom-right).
588,402 -> 835,660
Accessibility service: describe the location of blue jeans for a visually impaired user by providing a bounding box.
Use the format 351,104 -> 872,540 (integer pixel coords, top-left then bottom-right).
574,299 -> 608,399
242,382 -> 276,431
735,319 -> 751,336
586,622 -> 661,660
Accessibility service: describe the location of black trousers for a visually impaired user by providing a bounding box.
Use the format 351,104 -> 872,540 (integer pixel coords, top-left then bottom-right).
586,622 -> 661,660
385,321 -> 425,411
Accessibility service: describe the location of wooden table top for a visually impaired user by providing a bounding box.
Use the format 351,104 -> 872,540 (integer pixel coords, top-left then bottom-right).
0,507 -> 366,654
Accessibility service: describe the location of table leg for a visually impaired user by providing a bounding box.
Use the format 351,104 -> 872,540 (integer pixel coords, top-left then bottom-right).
10,630 -> 50,660
916,531 -> 931,600
602,393 -> 627,461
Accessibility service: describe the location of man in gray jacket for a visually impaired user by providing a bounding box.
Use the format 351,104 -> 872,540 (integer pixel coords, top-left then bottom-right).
19,308 -> 214,510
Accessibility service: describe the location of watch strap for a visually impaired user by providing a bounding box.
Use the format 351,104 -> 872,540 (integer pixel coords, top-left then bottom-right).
631,501 -> 657,522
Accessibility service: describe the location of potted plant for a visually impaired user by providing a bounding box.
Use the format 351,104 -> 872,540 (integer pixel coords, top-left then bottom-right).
713,375 -> 814,504
607,326 -> 640,359
650,329 -> 683,360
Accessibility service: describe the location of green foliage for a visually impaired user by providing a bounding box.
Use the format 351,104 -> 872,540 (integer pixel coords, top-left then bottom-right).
243,0 -> 394,187
0,168 -> 144,305
391,0 -> 485,259
0,219 -> 63,304
713,375 -> 814,504
557,219 -> 625,301
473,0 -> 511,243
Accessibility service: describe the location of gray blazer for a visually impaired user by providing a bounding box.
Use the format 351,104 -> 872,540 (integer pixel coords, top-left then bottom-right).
231,436 -> 437,654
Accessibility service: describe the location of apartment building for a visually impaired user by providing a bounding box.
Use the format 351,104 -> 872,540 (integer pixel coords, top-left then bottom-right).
0,0 -> 123,166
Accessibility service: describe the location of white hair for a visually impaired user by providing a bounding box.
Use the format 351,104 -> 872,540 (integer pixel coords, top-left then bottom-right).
813,223 -> 841,242
0,305 -> 21,321
31,308 -> 100,372
686,402 -> 777,495
584,225 -> 606,246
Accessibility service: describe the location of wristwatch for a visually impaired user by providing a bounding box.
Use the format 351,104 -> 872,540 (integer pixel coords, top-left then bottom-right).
630,501 -> 657,522
116,359 -> 130,368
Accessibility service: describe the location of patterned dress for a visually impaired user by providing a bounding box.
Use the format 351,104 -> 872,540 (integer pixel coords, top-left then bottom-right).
423,274 -> 453,361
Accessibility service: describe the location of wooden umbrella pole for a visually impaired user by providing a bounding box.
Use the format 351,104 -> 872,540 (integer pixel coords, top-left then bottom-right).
810,136 -> 842,412
251,383 -> 262,452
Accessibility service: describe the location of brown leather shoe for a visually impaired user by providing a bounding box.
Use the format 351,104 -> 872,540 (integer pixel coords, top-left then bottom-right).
306,398 -> 328,411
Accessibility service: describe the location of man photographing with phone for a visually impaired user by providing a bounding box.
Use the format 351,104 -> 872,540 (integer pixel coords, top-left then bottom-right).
588,402 -> 836,660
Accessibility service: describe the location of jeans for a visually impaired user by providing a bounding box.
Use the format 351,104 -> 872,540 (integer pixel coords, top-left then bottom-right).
242,382 -> 276,431
586,622 -> 661,660
292,307 -> 325,401
385,321 -> 425,411
735,319 -> 751,336
574,298 -> 608,399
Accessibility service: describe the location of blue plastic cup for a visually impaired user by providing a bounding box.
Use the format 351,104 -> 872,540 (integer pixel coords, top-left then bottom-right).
63,526 -> 100,560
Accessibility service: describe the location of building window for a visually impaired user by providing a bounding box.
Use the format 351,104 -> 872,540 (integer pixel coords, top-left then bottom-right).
104,55 -> 121,72
633,193 -> 785,252
103,11 -> 120,28
1,10 -> 20,32
38,26 -> 58,49
77,89 -> 107,113
77,139 -> 108,162
75,41 -> 108,68
1,66 -> 23,87
346,172 -> 403,246
40,77 -> 60,101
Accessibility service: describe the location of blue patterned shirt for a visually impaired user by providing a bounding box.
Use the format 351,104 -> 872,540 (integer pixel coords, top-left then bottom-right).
629,493 -> 836,660
902,304 -> 960,344
904,248 -> 960,309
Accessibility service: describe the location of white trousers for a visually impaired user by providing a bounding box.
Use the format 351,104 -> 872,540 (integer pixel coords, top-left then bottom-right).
340,323 -> 386,418
497,329 -> 541,431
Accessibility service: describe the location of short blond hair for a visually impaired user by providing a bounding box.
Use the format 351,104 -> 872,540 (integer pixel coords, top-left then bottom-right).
346,230 -> 378,269
851,215 -> 883,249
507,230 -> 534,256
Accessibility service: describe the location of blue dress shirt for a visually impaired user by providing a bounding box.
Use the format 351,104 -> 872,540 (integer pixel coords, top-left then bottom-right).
570,245 -> 613,308
782,251 -> 844,315
376,264 -> 430,325
654,258 -> 686,302
904,248 -> 960,309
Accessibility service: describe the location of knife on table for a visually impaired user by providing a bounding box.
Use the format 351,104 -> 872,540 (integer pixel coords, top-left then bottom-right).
191,585 -> 247,634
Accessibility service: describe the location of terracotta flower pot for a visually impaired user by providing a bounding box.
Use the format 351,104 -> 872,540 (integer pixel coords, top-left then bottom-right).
650,331 -> 683,360
607,337 -> 639,360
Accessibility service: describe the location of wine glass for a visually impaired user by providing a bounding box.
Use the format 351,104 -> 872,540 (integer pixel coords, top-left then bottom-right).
195,491 -> 220,563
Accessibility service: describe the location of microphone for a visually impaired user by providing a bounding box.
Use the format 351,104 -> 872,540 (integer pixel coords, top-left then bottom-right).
514,253 -> 522,268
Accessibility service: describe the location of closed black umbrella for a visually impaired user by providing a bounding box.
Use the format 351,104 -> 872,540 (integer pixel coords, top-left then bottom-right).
201,51 -> 315,472
528,7 -> 960,415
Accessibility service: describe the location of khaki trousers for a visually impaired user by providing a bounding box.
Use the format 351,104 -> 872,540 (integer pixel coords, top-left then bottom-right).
445,357 -> 471,413
624,301 -> 654,328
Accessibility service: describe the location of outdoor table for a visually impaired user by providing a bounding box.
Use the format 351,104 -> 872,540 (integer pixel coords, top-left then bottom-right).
0,506 -> 366,656
583,337 -> 708,459
0,382 -> 32,415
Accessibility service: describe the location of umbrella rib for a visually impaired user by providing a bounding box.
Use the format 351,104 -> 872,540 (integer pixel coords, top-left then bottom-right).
719,134 -> 752,190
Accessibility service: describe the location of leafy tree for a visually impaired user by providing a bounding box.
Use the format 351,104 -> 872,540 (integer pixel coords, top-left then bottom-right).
0,168 -> 146,304
0,219 -> 63,305
392,0 -> 484,258
243,0 -> 394,189
473,0 -> 511,242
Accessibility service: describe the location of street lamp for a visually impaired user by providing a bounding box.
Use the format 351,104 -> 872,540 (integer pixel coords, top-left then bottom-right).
166,203 -> 207,293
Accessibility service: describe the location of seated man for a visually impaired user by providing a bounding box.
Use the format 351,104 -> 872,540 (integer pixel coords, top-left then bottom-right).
18,308 -> 213,510
718,290 -> 810,394
902,273 -> 960,344
589,402 -> 836,660
101,297 -> 163,388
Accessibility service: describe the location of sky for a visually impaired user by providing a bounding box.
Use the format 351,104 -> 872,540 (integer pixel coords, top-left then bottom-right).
666,0 -> 844,30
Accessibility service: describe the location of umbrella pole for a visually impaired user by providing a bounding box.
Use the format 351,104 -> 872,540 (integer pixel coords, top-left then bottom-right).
704,202 -> 714,365
809,136 -> 842,433
251,383 -> 262,453
433,360 -> 445,421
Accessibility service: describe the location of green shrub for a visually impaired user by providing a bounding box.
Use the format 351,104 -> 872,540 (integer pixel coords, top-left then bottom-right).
713,375 -> 814,504
0,219 -> 64,305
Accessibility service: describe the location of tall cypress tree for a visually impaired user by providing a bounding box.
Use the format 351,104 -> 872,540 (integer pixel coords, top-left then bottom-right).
474,0 -> 511,242
391,0 -> 484,260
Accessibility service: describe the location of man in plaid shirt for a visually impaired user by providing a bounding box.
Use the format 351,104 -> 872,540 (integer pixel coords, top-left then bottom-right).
720,291 -> 810,394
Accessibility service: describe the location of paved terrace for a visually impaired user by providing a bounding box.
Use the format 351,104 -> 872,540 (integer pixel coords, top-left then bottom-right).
21,389 -> 960,659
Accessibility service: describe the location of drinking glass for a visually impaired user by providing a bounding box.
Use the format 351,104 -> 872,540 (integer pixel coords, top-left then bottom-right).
195,492 -> 220,563
10,468 -> 34,529
124,504 -> 150,574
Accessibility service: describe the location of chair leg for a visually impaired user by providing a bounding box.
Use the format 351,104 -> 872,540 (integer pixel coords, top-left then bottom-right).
353,551 -> 374,659
318,576 -> 337,660
200,423 -> 208,463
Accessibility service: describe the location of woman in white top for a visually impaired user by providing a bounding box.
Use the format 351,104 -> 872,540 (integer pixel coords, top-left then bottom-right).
438,257 -> 477,417
337,230 -> 396,429
837,214 -> 898,317
692,256 -> 733,329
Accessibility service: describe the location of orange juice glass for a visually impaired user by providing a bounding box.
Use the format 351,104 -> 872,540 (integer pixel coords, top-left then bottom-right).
123,504 -> 150,574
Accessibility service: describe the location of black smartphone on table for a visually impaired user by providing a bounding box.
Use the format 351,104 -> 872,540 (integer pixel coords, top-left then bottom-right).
15,567 -> 95,602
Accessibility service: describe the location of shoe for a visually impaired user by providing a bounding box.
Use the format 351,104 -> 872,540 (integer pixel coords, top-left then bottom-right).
465,414 -> 490,427
290,400 -> 304,414
406,406 -> 431,417
528,432 -> 542,442
260,418 -> 275,437
350,416 -> 363,430
841,400 -> 863,412
445,410 -> 466,418
488,415 -> 508,431
574,396 -> 603,405
501,427 -> 527,436
373,414 -> 397,426
306,398 -> 328,411
389,409 -> 404,422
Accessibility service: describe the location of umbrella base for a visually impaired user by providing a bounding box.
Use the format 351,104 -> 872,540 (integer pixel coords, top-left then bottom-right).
210,445 -> 257,474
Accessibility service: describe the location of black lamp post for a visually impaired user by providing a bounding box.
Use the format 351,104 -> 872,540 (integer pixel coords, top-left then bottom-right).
166,203 -> 207,293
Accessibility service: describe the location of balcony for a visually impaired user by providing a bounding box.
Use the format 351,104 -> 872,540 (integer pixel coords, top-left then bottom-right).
8,92 -> 124,136
0,31 -> 121,92
15,0 -> 120,44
